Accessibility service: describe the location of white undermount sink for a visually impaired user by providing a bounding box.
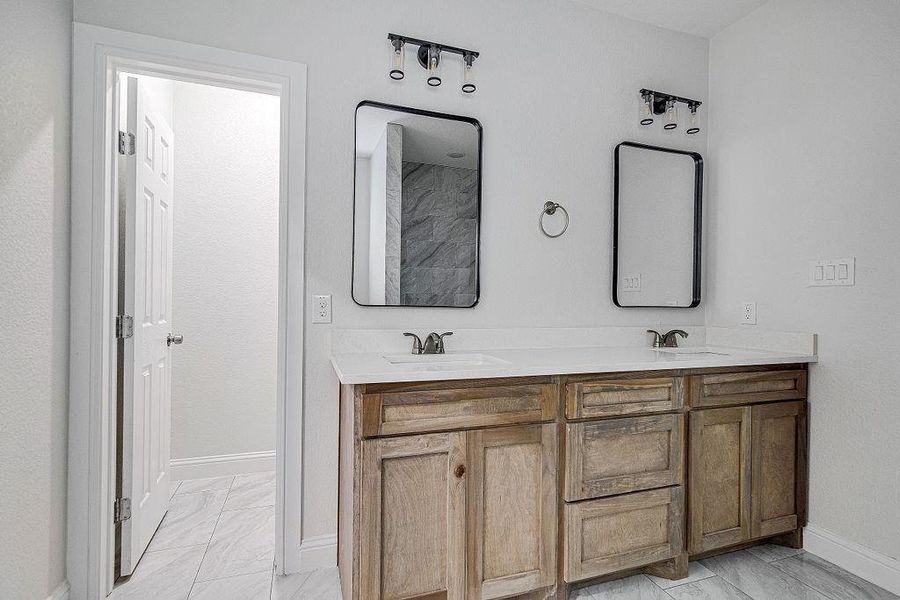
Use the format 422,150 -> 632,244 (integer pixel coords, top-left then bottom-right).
383,353 -> 510,369
656,347 -> 730,356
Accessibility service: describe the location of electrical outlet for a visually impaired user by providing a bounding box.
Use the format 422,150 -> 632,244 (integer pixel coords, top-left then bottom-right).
741,302 -> 757,325
312,294 -> 332,324
621,274 -> 642,292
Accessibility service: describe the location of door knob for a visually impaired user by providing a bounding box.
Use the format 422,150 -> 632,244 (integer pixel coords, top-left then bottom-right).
167,333 -> 184,347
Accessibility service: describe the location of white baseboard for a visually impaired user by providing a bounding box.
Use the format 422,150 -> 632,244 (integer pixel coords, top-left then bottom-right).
170,450 -> 276,480
297,533 -> 337,571
47,580 -> 69,600
805,525 -> 900,596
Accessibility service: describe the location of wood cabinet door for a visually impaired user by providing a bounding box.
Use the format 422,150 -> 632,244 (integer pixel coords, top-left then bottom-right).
688,406 -> 752,553
360,432 -> 467,600
467,424 -> 557,599
751,401 -> 805,538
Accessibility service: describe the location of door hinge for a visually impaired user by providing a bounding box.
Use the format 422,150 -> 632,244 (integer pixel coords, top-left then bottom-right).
114,497 -> 132,524
118,131 -> 135,156
116,314 -> 134,340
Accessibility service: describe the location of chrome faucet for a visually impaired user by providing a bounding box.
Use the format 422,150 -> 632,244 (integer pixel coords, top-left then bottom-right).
647,329 -> 689,348
424,332 -> 453,354
403,331 -> 454,354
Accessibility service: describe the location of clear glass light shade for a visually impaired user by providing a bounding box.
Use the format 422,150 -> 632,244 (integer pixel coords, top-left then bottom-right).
389,40 -> 405,80
427,45 -> 442,87
640,93 -> 654,126
461,55 -> 476,93
663,100 -> 678,130
686,105 -> 700,134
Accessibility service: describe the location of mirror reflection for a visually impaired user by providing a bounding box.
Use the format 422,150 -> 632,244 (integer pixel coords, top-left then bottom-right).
614,142 -> 702,308
353,102 -> 481,307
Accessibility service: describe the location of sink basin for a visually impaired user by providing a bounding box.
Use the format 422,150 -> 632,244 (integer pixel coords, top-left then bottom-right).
383,353 -> 510,369
656,347 -> 730,356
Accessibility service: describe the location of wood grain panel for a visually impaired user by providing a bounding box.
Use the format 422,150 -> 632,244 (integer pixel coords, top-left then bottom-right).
467,425 -> 557,599
565,414 -> 683,501
691,370 -> 807,408
362,383 -> 556,437
338,385 -> 359,600
566,376 -> 683,419
688,407 -> 751,554
751,401 -> 804,538
360,432 -> 466,600
563,487 -> 684,582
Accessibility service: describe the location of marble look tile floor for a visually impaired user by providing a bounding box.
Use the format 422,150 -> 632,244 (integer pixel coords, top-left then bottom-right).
575,545 -> 898,600
113,477 -> 896,600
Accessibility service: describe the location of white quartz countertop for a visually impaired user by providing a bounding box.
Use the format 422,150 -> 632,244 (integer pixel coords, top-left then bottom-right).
330,345 -> 817,385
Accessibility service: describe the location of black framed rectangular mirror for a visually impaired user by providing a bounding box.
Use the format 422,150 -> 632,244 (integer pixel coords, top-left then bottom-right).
352,101 -> 482,308
613,142 -> 703,308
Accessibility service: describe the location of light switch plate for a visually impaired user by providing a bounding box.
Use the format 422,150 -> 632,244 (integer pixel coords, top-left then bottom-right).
809,257 -> 855,287
741,302 -> 757,325
312,294 -> 332,323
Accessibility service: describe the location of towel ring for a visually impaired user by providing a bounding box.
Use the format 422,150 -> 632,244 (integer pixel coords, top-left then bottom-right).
539,201 -> 569,238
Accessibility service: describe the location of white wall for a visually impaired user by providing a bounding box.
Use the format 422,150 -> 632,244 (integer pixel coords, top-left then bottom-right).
72,0 -> 710,554
0,0 -> 72,598
708,0 -> 900,560
170,82 -> 280,461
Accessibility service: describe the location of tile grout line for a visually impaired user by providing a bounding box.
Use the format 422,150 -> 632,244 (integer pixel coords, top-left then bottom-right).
767,556 -> 849,600
186,475 -> 236,598
702,555 -> 844,600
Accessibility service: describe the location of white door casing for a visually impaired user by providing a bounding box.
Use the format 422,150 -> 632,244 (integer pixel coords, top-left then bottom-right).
70,25 -> 306,600
120,76 -> 175,575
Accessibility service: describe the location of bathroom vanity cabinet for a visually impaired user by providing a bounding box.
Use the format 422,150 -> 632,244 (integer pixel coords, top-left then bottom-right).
337,365 -> 808,600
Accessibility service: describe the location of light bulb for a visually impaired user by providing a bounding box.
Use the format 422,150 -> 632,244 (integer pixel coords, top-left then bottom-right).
427,45 -> 442,87
686,104 -> 700,135
389,38 -> 405,80
461,52 -> 476,94
664,99 -> 678,130
640,91 -> 654,126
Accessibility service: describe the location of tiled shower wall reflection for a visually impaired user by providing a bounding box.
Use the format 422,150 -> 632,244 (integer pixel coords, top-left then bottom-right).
400,162 -> 478,306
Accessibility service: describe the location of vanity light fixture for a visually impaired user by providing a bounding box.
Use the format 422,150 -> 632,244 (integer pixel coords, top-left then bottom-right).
663,99 -> 678,130
461,52 -> 476,93
426,45 -> 442,87
640,90 -> 654,126
638,88 -> 702,135
387,33 -> 480,93
389,37 -> 405,80
686,103 -> 701,135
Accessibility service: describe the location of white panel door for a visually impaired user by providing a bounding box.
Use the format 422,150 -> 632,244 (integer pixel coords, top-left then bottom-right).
120,76 -> 175,575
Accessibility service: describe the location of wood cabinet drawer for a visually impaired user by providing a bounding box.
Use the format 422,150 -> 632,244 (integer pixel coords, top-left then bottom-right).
563,487 -> 684,583
361,383 -> 556,437
690,370 -> 807,408
564,414 -> 684,501
566,376 -> 683,419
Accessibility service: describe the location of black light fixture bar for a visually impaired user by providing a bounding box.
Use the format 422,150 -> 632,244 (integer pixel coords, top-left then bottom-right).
640,88 -> 702,115
388,33 -> 479,60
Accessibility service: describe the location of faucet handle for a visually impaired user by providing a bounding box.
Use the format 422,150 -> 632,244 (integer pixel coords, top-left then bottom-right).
436,332 -> 453,353
425,331 -> 454,354
647,330 -> 664,348
403,332 -> 423,355
662,329 -> 689,348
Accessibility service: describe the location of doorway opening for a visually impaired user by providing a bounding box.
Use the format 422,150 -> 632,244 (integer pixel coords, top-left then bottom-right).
69,24 -> 307,600
111,73 -> 281,596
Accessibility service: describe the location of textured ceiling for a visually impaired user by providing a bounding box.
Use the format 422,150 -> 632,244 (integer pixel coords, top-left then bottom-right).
573,0 -> 769,38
